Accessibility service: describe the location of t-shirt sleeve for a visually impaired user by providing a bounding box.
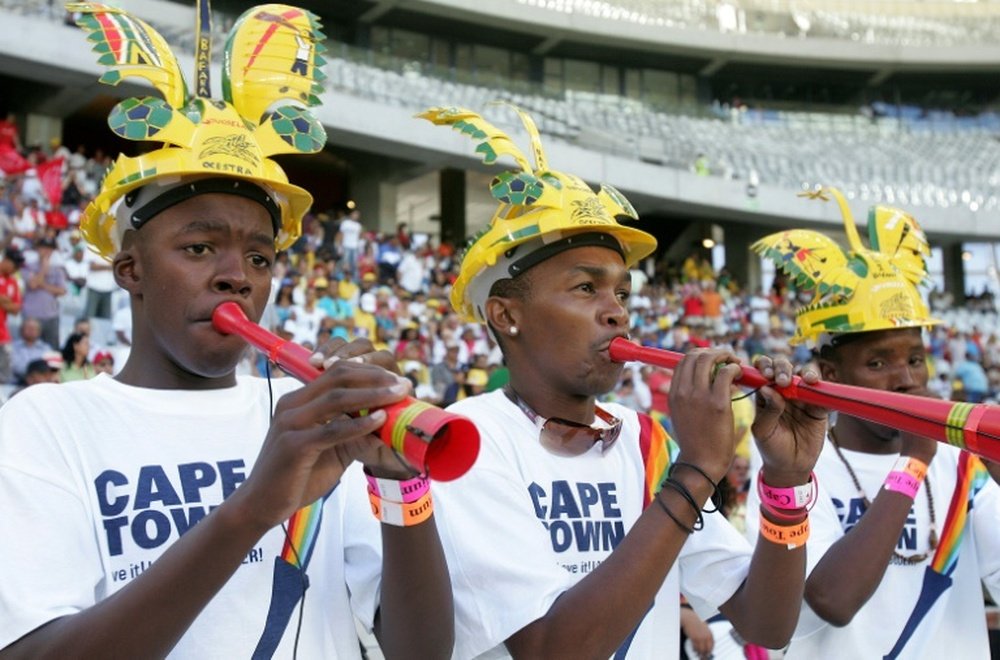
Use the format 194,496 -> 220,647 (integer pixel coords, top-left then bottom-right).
433,465 -> 577,659
340,463 -> 383,633
0,394 -> 104,650
744,460 -> 843,639
972,477 -> 1000,601
678,510 -> 752,620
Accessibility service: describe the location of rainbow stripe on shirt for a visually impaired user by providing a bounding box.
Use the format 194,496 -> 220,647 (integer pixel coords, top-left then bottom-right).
281,498 -> 324,569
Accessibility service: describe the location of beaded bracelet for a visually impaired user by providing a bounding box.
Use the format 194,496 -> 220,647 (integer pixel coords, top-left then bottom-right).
368,490 -> 434,526
365,472 -> 430,504
759,516 -> 810,550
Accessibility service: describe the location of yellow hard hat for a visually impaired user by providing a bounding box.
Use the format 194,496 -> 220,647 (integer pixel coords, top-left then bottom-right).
70,2 -> 327,259
753,187 -> 940,345
418,105 -> 656,323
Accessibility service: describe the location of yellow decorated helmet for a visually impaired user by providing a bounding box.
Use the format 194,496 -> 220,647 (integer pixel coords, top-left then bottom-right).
753,187 -> 941,345
69,2 -> 328,259
417,105 -> 657,323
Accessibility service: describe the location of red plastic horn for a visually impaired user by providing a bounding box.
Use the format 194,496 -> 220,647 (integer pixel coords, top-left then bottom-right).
609,337 -> 1000,462
213,302 -> 480,481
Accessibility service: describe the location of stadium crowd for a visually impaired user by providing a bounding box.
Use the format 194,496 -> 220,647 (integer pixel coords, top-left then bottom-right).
3,134 -> 1000,415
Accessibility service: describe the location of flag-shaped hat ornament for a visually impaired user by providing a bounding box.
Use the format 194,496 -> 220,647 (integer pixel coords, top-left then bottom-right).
753,186 -> 941,345
418,104 -> 656,323
69,1 -> 327,258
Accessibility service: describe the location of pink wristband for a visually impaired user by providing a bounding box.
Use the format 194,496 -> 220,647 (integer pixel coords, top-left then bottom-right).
366,473 -> 430,503
757,470 -> 818,511
883,471 -> 921,500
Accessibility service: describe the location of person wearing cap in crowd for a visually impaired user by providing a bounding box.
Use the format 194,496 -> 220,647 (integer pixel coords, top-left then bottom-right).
21,236 -> 67,349
16,352 -> 64,392
0,6 -> 452,658
747,187 -> 1000,659
420,105 -> 828,659
92,349 -> 114,376
0,246 -> 23,384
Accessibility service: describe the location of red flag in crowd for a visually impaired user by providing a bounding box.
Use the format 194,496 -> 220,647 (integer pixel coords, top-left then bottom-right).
37,157 -> 65,208
0,143 -> 30,175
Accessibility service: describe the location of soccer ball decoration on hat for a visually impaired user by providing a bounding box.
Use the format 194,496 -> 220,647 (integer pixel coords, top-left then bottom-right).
69,1 -> 329,259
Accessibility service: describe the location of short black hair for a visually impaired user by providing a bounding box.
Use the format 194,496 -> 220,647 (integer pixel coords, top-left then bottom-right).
488,271 -> 534,353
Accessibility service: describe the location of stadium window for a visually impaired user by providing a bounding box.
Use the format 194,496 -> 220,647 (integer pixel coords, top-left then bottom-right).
431,39 -> 450,71
510,52 -> 531,88
565,59 -> 600,94
392,29 -> 430,63
624,68 -> 641,100
601,65 -> 621,96
544,58 -> 564,95
370,26 -> 390,54
642,69 -> 679,111
473,45 -> 509,87
679,74 -> 698,109
454,44 -> 473,84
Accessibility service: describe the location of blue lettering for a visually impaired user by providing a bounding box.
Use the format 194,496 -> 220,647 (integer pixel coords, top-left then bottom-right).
177,463 -> 217,503
218,460 -> 247,498
170,506 -> 209,536
95,470 -> 129,516
550,481 -> 581,519
898,526 -> 917,550
134,466 -> 181,510
576,483 -> 599,517
528,482 -> 547,519
573,520 -> 601,551
602,520 -> 625,550
598,482 -> 621,517
103,516 -> 128,556
548,520 -> 572,552
845,498 -> 867,527
132,510 -> 172,549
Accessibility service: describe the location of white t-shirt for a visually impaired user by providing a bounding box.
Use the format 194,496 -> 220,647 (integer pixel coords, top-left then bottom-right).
0,375 -> 383,659
746,438 -> 1000,660
339,218 -> 362,250
435,390 -> 752,659
84,250 -> 117,293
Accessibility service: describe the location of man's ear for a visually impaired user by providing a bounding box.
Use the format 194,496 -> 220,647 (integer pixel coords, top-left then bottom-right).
817,357 -> 839,383
485,296 -> 520,339
112,233 -> 141,295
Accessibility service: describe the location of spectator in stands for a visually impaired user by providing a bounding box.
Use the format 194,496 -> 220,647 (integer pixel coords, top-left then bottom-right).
16,354 -> 63,391
92,349 -> 114,376
430,341 -> 462,403
59,331 -> 93,382
0,113 -> 21,152
0,246 -> 23,384
953,349 -> 990,403
10,317 -> 53,384
21,236 -> 67,348
337,208 -> 363,279
377,236 -> 403,283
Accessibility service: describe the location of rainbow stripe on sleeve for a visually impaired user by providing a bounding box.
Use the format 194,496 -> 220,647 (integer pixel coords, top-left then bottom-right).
638,412 -> 674,508
929,451 -> 990,576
